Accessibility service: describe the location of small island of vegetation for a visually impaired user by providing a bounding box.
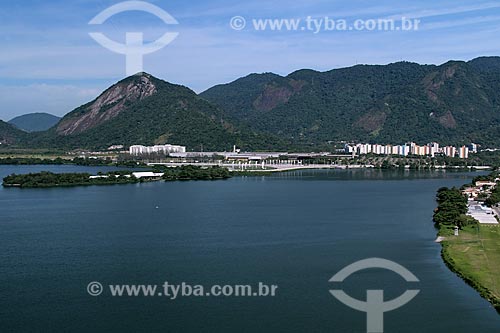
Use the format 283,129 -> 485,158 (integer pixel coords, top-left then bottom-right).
3,166 -> 232,188
2,171 -> 137,188
0,156 -> 146,167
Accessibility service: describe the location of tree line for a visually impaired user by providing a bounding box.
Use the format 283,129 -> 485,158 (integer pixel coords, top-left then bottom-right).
2,171 -> 136,188
433,187 -> 476,228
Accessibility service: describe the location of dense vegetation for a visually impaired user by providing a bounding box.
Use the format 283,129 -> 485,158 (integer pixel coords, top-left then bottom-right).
486,185 -> 500,207
201,57 -> 500,147
157,165 -> 231,181
2,171 -> 136,188
433,187 -> 475,228
2,166 -> 232,188
0,156 -> 145,167
0,120 -> 27,145
471,151 -> 500,169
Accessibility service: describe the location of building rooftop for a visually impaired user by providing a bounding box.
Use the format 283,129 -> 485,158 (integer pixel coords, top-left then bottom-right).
467,203 -> 499,224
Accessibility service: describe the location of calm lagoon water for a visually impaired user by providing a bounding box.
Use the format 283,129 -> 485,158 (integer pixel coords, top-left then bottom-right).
1,165 -> 499,332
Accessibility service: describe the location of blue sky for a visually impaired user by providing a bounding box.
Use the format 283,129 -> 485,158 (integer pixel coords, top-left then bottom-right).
1,0 -> 500,120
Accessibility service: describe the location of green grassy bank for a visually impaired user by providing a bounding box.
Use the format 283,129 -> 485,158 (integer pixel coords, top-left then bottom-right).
439,224 -> 500,312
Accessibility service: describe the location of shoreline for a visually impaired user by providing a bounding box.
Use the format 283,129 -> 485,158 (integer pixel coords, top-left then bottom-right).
433,178 -> 500,314
0,155 -> 493,172
438,226 -> 500,312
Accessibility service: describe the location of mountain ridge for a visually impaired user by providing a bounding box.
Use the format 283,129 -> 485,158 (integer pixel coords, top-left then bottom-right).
2,57 -> 500,151
200,57 -> 500,147
24,73 -> 283,151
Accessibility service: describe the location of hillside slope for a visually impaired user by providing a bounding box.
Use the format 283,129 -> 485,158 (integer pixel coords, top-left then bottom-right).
201,57 -> 500,146
0,120 -> 27,145
30,73 -> 281,151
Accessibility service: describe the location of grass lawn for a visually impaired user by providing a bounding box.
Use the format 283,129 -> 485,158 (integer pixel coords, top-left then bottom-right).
441,224 -> 500,311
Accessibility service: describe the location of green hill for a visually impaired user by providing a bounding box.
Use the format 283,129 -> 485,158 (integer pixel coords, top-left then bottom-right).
0,120 -> 27,145
201,57 -> 500,147
29,73 -> 282,151
9,113 -> 61,132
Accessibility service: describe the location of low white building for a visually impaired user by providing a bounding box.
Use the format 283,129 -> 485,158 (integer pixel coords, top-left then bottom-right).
132,172 -> 165,179
476,181 -> 497,188
129,144 -> 186,156
467,203 -> 499,224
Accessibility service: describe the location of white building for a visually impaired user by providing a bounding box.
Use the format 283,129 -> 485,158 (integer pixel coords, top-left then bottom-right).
443,146 -> 457,158
391,145 -> 399,155
356,144 -> 372,155
467,203 -> 498,224
373,144 -> 384,155
129,144 -> 186,156
459,146 -> 469,159
344,141 -> 472,159
398,145 -> 410,156
409,142 -> 417,155
132,172 -> 165,179
344,144 -> 354,154
429,142 -> 440,157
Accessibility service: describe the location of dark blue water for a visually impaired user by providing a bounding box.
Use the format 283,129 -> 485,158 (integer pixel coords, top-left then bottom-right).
1,166 -> 499,332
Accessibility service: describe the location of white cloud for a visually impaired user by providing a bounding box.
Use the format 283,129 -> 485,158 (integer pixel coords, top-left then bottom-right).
421,14 -> 500,30
1,0 -> 500,119
389,2 -> 500,19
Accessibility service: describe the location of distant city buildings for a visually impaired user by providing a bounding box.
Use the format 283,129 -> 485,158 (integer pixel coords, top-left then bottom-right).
129,144 -> 186,156
128,141 -> 476,159
345,142 -> 477,159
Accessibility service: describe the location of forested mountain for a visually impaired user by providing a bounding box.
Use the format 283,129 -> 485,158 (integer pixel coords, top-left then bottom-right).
201,57 -> 500,147
9,113 -> 61,132
0,120 -> 26,145
4,57 -> 500,152
27,73 -> 282,151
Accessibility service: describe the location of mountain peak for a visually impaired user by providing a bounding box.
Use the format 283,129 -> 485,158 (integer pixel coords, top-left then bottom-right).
56,73 -> 158,136
122,71 -> 154,81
